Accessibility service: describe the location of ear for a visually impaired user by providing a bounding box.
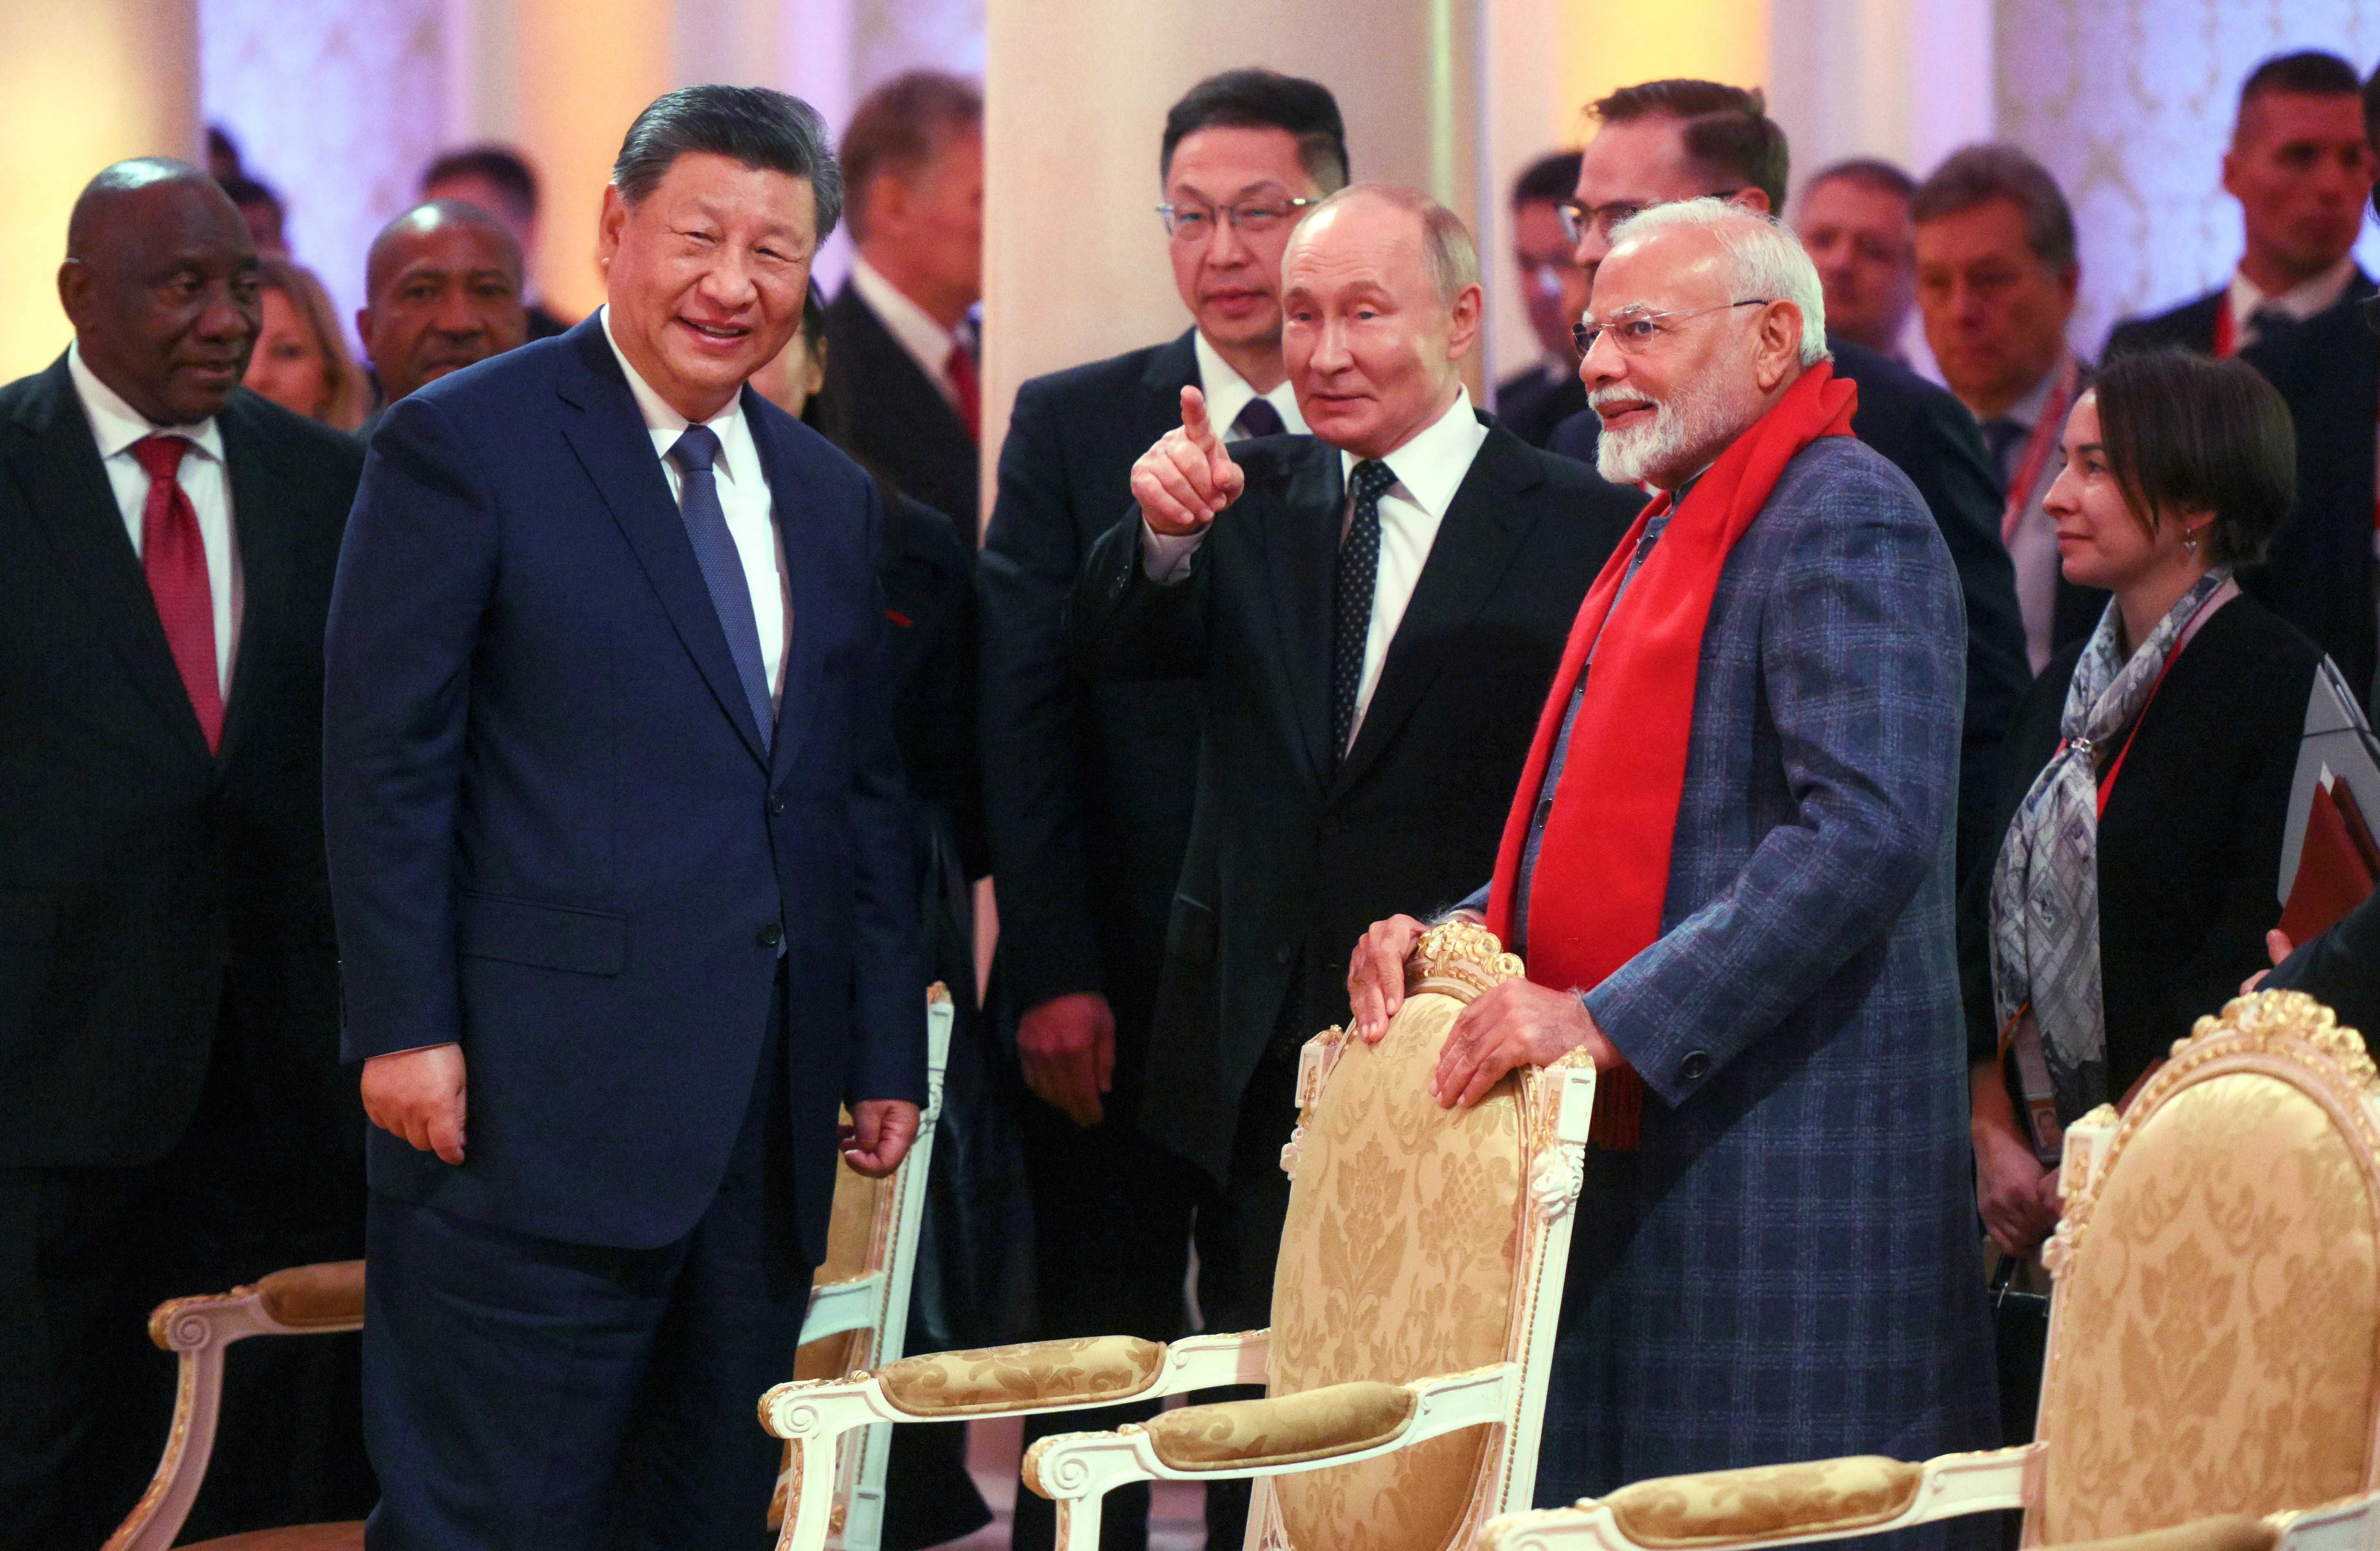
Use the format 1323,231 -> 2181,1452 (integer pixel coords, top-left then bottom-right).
596,184 -> 628,276
864,170 -> 908,239
2057,259 -> 2082,309
2219,146 -> 2243,202
354,307 -> 375,365
1445,281 -> 1484,360
56,259 -> 92,333
1730,188 -> 1773,217
1753,300 -> 1804,394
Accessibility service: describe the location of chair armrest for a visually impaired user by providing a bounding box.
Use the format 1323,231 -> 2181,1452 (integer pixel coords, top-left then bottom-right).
2042,1516 -> 2277,1551
1477,1445 -> 2035,1551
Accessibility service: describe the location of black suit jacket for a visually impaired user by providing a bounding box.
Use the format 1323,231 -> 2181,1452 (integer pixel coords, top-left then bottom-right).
1071,418 -> 1641,1182
2102,270 -> 2376,358
0,358 -> 364,1169
2269,881 -> 2380,1036
978,331 -> 1204,1104
824,280 -> 978,535
2237,294 -> 2380,704
1494,361 -> 1589,449
1551,339 -> 2030,887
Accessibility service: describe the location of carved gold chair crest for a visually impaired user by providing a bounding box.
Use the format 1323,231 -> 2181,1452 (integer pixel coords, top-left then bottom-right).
759,922 -> 1597,1551
767,982 -> 956,1551
1479,989 -> 2380,1551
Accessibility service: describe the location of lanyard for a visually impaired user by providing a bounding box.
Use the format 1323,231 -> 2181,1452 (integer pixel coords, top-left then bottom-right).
1999,354 -> 2078,548
2054,577 -> 2238,819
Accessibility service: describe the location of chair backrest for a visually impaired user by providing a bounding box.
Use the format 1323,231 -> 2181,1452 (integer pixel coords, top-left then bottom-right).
2032,990 -> 2380,1545
771,984 -> 955,1547
1255,922 -> 1596,1551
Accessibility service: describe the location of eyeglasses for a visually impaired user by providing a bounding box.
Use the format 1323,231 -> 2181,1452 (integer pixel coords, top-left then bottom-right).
1157,196 -> 1317,241
1556,191 -> 1743,245
1573,299 -> 1773,356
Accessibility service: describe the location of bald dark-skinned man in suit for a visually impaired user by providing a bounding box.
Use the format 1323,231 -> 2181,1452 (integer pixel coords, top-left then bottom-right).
0,159 -> 369,1551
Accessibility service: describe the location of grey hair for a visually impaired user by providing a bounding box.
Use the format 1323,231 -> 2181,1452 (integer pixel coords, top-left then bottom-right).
1294,182 -> 1480,305
1607,197 -> 1829,365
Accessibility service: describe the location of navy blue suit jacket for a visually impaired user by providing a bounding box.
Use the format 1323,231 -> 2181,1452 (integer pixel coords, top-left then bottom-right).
325,316 -> 926,1261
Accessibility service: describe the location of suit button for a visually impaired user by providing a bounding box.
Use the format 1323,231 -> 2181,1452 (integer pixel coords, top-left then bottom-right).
1680,1050 -> 1712,1082
1535,797 -> 1554,829
758,923 -> 784,949
1274,945 -> 1293,966
768,793 -> 787,816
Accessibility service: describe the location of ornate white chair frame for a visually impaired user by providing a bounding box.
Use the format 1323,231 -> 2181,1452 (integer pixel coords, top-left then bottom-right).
1475,990 -> 2380,1551
760,924 -> 1599,1551
769,982 -> 955,1551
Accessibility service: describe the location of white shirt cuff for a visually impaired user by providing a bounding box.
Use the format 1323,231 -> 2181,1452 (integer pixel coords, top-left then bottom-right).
1140,521 -> 1205,583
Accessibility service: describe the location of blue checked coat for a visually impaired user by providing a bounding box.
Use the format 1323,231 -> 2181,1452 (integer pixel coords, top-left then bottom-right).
1538,435 -> 1999,1536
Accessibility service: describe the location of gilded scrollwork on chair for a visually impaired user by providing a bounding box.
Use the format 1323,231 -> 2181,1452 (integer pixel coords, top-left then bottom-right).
1477,988 -> 2380,1551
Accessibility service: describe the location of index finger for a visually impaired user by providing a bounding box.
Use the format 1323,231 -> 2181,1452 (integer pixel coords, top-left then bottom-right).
1180,385 -> 1217,448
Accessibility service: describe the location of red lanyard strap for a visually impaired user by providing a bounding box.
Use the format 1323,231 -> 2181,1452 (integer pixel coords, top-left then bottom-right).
2000,355 -> 2078,547
2061,580 -> 2238,818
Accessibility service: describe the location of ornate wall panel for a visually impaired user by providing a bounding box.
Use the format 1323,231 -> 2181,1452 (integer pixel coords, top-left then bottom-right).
1997,0 -> 2380,357
200,0 -> 448,350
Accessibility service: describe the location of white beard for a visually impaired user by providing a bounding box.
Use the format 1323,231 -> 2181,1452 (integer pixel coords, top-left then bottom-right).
1593,372 -> 1743,488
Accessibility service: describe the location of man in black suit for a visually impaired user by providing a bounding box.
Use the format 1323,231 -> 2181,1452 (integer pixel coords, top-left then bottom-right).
1074,187 -> 1637,1548
1495,151 -> 1589,447
0,160 -> 368,1551
2104,51 -> 2375,360
980,67 -> 1346,1551
823,70 -> 984,534
1540,79 -> 2028,886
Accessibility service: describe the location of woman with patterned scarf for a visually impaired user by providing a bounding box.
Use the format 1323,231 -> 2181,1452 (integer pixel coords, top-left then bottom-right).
1963,347 -> 2345,1265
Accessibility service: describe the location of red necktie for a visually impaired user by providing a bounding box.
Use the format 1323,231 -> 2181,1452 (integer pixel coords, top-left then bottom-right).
946,341 -> 980,443
130,435 -> 223,752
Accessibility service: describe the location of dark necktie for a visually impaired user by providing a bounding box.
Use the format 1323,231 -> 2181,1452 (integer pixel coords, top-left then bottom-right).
1981,418 -> 2027,486
130,435 -> 223,751
2246,305 -> 2301,349
1231,397 -> 1286,440
946,341 -> 980,442
1332,459 -> 1397,758
669,426 -> 775,751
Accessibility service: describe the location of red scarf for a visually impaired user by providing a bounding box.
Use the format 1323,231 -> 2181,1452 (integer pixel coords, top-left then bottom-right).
1485,364 -> 1858,1148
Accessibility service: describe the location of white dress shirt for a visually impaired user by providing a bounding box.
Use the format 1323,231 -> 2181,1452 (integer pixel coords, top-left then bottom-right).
849,255 -> 967,407
68,341 -> 243,696
1192,329 -> 1307,442
1143,388 -> 1487,751
601,306 -> 791,701
2227,253 -> 2360,349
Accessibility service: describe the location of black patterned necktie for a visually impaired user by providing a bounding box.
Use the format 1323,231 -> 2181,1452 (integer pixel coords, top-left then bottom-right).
1231,396 -> 1286,440
1981,418 -> 2027,486
1332,460 -> 1397,757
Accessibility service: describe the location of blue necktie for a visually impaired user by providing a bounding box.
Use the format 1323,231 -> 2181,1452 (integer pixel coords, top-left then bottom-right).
669,425 -> 775,752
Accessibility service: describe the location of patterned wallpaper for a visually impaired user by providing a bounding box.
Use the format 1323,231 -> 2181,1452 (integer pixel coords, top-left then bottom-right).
200,0 -> 448,352
1997,0 -> 2380,359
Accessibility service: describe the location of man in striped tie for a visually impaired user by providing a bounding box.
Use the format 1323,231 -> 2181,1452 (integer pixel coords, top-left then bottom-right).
0,158 -> 369,1548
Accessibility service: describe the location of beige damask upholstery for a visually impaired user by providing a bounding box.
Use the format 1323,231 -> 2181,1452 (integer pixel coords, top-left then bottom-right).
1144,1381 -> 1417,1470
1475,990 -> 2380,1551
1601,1458 -> 1923,1547
761,923 -> 1599,1551
877,1336 -> 1169,1416
792,1131 -> 888,1383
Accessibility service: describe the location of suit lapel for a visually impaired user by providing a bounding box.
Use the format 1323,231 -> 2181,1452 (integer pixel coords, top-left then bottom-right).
215,394 -> 293,771
1331,421 -> 1541,800
1263,442 -> 1343,795
554,321 -> 769,769
748,388 -> 829,781
4,357 -> 212,763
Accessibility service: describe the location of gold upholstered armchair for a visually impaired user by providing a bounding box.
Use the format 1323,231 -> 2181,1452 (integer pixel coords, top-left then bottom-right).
766,982 -> 956,1551
759,922 -> 1598,1551
1478,989 -> 2380,1551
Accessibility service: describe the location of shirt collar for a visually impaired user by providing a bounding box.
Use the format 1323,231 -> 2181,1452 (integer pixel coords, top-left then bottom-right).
2228,254 -> 2360,325
600,304 -> 752,482
67,341 -> 226,464
1338,388 -> 1485,519
1192,329 -> 1308,437
849,255 -> 963,379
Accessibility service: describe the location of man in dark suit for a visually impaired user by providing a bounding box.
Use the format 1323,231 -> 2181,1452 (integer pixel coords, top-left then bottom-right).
1495,150 -> 1589,447
980,67 -> 1345,1551
0,160 -> 368,1551
2104,51 -> 2375,360
1074,187 -> 1638,1548
1540,79 -> 2028,886
326,87 -> 926,1548
354,199 -> 529,440
822,71 -> 983,534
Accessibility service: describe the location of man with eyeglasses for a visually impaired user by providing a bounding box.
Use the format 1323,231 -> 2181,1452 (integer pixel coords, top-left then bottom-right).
1496,150 -> 1590,447
978,67 -> 1348,1551
1543,78 -> 2027,891
1347,199 -> 1997,1528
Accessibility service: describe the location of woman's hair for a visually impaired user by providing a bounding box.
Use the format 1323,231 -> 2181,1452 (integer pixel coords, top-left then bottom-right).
258,258 -> 370,432
2091,348 -> 2296,567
